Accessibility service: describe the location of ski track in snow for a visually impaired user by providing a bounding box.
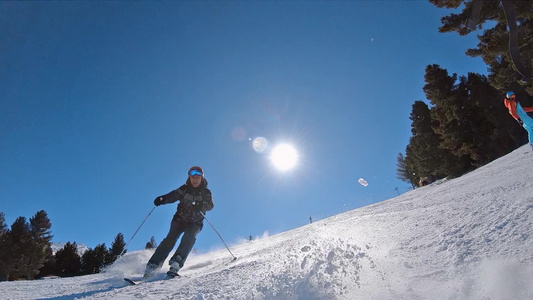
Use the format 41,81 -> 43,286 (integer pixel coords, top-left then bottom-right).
1,146 -> 532,299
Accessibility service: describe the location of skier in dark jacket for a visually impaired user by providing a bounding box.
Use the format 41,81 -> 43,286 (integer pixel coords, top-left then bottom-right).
144,166 -> 214,278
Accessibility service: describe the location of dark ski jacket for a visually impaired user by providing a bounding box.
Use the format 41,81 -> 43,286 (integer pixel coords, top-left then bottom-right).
158,178 -> 213,225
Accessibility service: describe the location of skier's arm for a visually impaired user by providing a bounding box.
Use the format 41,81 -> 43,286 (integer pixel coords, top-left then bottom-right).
202,190 -> 214,212
523,106 -> 533,113
154,186 -> 186,206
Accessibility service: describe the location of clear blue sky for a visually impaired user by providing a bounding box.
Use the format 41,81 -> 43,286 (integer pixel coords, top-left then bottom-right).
1,1 -> 488,253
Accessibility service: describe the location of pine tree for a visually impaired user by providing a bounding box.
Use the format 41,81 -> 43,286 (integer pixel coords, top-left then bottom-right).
94,244 -> 110,271
38,253 -> 57,278
0,213 -> 6,235
422,64 -> 527,172
462,72 -> 526,157
0,212 -> 12,280
81,243 -> 109,274
55,242 -> 81,277
28,210 -> 53,279
145,236 -> 157,249
423,65 -> 479,176
107,233 -> 126,265
396,153 -> 414,187
430,0 -> 533,95
9,217 -> 33,280
405,100 -> 455,181
80,249 -> 95,275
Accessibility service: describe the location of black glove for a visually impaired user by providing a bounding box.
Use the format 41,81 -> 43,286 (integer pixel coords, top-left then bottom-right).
154,196 -> 165,206
518,119 -> 524,126
192,201 -> 205,211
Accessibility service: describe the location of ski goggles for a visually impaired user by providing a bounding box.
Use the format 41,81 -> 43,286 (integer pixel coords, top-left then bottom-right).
188,169 -> 203,176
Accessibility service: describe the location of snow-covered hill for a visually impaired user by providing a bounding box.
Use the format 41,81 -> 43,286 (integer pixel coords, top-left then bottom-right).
51,242 -> 89,256
1,146 -> 532,300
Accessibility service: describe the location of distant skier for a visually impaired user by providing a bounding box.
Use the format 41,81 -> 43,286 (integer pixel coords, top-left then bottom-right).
144,166 -> 214,278
504,91 -> 533,150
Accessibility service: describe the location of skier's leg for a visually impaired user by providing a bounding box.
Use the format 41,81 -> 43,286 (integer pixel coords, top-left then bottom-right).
145,219 -> 184,272
515,103 -> 533,148
169,223 -> 202,269
524,126 -> 533,150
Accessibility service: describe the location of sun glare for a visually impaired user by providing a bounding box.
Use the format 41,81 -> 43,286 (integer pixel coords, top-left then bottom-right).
271,144 -> 298,171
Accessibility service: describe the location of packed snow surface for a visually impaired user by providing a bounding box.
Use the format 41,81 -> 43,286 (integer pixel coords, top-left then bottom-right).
1,146 -> 532,299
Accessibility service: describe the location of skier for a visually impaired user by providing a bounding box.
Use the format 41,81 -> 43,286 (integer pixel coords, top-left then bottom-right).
143,166 -> 214,278
504,91 -> 533,150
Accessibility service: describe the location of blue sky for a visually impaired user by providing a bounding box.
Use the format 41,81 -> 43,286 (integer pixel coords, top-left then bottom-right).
1,1 -> 488,253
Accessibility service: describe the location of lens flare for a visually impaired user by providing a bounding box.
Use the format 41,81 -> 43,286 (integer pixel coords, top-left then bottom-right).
252,137 -> 269,153
271,144 -> 298,171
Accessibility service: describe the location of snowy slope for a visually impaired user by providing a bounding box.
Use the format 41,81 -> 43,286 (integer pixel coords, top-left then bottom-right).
51,242 -> 89,256
1,146 -> 532,300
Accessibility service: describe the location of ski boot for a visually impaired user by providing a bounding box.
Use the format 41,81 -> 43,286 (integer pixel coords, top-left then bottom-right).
167,261 -> 180,278
143,262 -> 158,279
167,256 -> 182,278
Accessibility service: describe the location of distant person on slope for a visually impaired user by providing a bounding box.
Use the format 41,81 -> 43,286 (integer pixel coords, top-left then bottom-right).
144,166 -> 214,278
504,91 -> 533,150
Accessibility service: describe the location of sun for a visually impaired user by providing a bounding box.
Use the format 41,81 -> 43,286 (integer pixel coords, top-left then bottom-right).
271,144 -> 298,171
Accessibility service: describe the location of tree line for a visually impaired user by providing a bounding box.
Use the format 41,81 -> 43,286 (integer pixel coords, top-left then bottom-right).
397,0 -> 532,187
0,210 -> 156,281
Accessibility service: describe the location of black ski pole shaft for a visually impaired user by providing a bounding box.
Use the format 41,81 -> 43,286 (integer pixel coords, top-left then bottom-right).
200,211 -> 237,260
121,206 -> 156,256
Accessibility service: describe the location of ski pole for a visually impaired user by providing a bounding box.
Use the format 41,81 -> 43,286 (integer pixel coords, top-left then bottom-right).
200,211 -> 237,260
121,206 -> 156,256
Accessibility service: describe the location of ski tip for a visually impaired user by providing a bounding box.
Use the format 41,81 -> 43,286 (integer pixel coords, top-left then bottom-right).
124,278 -> 136,285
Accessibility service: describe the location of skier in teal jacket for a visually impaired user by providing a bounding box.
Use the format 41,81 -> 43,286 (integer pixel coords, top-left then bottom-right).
504,91 -> 533,150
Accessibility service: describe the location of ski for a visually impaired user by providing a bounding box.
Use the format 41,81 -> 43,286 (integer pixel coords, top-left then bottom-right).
123,273 -> 180,285
123,277 -> 138,285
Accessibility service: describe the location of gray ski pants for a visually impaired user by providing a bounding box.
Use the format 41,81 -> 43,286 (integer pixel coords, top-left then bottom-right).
147,219 -> 202,269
